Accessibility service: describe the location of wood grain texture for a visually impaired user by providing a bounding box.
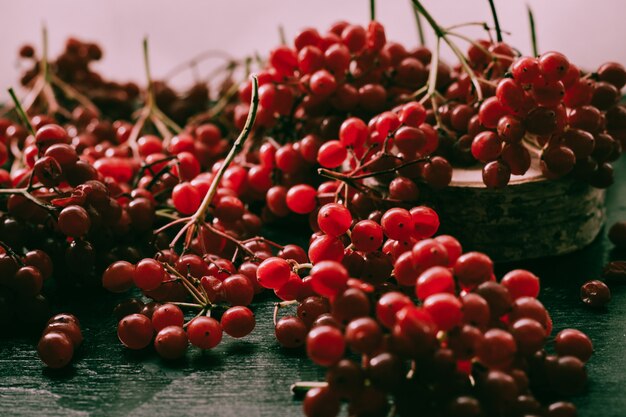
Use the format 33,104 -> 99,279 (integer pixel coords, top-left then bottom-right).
0,159 -> 624,417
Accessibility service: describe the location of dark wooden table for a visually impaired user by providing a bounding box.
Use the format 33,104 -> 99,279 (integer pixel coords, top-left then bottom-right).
0,159 -> 624,417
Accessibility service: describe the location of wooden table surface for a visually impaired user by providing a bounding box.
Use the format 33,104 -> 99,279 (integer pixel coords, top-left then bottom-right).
0,159 -> 624,417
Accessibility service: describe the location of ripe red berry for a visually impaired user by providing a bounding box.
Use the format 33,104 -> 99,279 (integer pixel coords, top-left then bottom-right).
152,303 -> 185,332
117,313 -> 153,349
381,208 -> 413,240
38,331 -> 74,369
102,261 -> 134,293
423,293 -> 462,331
221,306 -> 255,338
416,266 -> 455,301
187,316 -> 223,349
317,203 -> 352,237
310,261 -> 349,298
501,269 -> 540,299
257,257 -> 291,290
286,184 -> 317,214
133,258 -> 165,291
351,220 -> 384,253
154,326 -> 188,359
306,325 -> 345,367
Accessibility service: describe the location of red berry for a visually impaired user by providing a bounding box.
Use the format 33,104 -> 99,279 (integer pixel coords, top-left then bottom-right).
501,269 -> 540,299
317,203 -> 352,237
154,325 -> 188,359
221,306 -> 255,338
118,314 -> 153,349
152,303 -> 184,332
133,258 -> 165,291
187,316 -> 223,349
257,257 -> 291,290
306,325 -> 345,367
38,331 -> 74,369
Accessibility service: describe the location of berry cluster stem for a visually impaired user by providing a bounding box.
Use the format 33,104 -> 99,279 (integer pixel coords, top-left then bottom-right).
527,5 -> 538,57
487,0 -> 503,43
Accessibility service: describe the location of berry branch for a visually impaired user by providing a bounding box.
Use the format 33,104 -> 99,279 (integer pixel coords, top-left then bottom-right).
127,38 -> 183,157
527,4 -> 538,56
487,0 -> 503,43
158,75 -> 259,250
411,0 -> 484,102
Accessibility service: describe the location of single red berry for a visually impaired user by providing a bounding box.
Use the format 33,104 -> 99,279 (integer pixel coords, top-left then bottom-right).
221,306 -> 255,338
154,325 -> 188,359
187,316 -> 223,349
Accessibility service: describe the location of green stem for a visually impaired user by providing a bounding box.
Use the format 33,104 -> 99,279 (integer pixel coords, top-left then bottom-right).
191,75 -> 259,225
411,0 -> 483,101
278,25 -> 287,45
370,0 -> 376,21
7,88 -> 35,135
527,4 -> 538,56
143,38 -> 155,108
42,25 -> 49,82
290,382 -> 328,397
424,36 -> 440,102
487,0 -> 503,42
413,6 -> 425,46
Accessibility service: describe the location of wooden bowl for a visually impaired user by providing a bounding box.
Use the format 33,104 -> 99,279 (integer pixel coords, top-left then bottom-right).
430,158 -> 606,262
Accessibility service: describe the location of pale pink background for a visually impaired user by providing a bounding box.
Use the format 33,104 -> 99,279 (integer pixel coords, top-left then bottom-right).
1,0 -> 625,95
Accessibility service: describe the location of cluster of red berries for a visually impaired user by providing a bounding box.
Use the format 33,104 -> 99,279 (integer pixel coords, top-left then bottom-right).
37,313 -> 82,368
18,37 -> 213,123
1,2 -> 623,416
226,15 -> 625,197
269,200 -> 592,416
116,302 -> 254,360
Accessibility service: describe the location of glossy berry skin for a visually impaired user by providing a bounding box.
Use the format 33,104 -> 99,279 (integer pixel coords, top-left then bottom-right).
411,239 -> 449,273
317,141 -> 347,168
151,304 -> 184,332
555,329 -> 593,362
350,220 -> 383,253
317,203 -> 352,237
171,182 -> 201,215
154,326 -> 188,359
43,321 -> 83,347
471,131 -> 503,163
423,293 -> 462,331
511,57 -> 541,84
117,314 -> 153,350
381,208 -> 413,240
257,257 -> 291,290
221,306 -> 255,338
303,386 -> 341,417
310,261 -> 349,298
416,266 -> 455,301
102,261 -> 134,293
306,325 -> 345,367
501,269 -> 540,299
275,316 -> 308,348
38,331 -> 74,369
580,280 -> 611,308
187,316 -> 223,349
345,317 -> 382,354
223,274 -> 255,306
478,328 -> 517,369
133,258 -> 165,291
286,184 -> 317,214
410,206 -> 439,239
308,235 -> 345,263
483,160 -> 511,189
453,252 -> 493,288
539,51 -> 570,81
58,205 -> 91,237
375,292 -> 412,328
